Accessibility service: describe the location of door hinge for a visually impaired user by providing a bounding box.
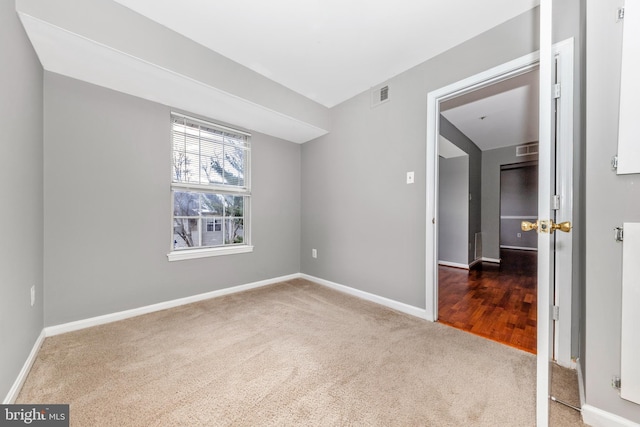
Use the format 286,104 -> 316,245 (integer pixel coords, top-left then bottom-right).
612,375 -> 621,390
554,83 -> 561,99
552,195 -> 561,210
553,306 -> 560,321
612,155 -> 619,170
615,226 -> 624,242
617,7 -> 625,22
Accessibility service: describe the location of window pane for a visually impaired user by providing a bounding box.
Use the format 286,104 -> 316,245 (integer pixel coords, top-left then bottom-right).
224,195 -> 243,217
202,193 -> 224,215
174,191 -> 200,216
223,132 -> 247,148
201,216 -> 223,247
172,151 -> 188,182
224,145 -> 245,186
173,218 -> 199,249
224,218 -> 244,244
171,114 -> 247,188
172,191 -> 246,250
200,142 -> 224,185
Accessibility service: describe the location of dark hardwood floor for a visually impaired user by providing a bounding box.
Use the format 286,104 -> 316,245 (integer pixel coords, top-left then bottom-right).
438,249 -> 537,353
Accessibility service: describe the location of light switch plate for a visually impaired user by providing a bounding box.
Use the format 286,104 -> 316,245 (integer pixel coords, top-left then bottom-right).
406,171 -> 414,184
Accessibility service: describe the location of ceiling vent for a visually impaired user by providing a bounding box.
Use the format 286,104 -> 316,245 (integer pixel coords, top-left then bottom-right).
371,83 -> 390,108
516,143 -> 539,157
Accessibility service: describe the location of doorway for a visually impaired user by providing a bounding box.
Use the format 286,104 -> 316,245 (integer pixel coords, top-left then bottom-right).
435,69 -> 540,352
426,41 -> 574,362
426,38 -> 575,425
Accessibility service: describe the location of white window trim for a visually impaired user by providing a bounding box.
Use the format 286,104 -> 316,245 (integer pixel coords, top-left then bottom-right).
167,245 -> 254,262
167,112 -> 252,261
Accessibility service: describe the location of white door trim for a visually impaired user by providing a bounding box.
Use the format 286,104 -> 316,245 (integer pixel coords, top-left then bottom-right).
553,38 -> 575,369
426,51 -> 540,322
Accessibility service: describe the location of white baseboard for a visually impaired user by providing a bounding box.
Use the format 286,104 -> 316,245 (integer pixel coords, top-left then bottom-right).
581,404 -> 640,427
438,261 -> 469,270
576,358 -> 586,409
500,245 -> 538,251
469,258 -> 482,268
578,358 -> 639,427
44,273 -> 301,337
3,330 -> 46,404
481,257 -> 501,263
300,274 -> 429,320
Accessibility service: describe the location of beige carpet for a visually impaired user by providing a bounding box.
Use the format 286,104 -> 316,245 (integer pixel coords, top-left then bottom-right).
17,279 -> 583,426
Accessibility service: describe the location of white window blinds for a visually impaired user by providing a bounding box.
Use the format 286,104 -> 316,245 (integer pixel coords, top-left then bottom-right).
171,113 -> 250,191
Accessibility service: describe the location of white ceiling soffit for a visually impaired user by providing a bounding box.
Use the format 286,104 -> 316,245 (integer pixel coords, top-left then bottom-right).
18,14 -> 328,144
438,136 -> 467,159
112,0 -> 539,108
440,68 -> 539,151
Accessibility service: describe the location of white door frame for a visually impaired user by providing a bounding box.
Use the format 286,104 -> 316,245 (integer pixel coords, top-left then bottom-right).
553,39 -> 575,369
425,42 -> 575,357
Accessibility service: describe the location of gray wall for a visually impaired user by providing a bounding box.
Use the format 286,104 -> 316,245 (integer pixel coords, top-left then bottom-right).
499,165 -> 538,249
301,9 -> 541,307
0,1 -> 44,400
43,73 -> 301,326
438,156 -> 469,265
584,0 -> 640,421
440,117 -> 482,264
481,145 -> 538,260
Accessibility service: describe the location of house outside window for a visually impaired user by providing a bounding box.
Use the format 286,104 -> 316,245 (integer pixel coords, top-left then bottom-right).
168,113 -> 252,261
206,218 -> 222,232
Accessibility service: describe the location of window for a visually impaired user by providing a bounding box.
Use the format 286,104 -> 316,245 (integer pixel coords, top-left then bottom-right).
168,113 -> 252,261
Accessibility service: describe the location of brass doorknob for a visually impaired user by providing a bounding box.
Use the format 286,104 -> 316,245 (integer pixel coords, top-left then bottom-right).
521,220 -> 572,233
552,221 -> 572,233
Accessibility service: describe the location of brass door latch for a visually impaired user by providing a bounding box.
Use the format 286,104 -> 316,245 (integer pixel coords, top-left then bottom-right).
521,220 -> 572,234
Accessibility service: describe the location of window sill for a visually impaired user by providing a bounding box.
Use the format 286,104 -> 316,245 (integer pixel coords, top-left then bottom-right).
167,245 -> 254,262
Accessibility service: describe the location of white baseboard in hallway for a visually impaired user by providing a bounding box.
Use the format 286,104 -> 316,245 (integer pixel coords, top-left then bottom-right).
438,261 -> 470,269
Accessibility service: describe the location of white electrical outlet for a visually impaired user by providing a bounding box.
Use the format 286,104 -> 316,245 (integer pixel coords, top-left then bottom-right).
30,285 -> 35,307
312,249 -> 317,258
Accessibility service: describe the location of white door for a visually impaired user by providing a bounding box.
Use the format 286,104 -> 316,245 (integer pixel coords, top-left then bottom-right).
535,0 -> 554,418
535,1 -> 576,424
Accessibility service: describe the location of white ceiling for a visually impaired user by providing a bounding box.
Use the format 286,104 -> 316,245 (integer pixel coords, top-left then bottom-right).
440,68 -> 539,151
113,0 -> 539,108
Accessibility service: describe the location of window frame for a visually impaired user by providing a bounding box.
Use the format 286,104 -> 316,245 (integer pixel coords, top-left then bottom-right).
167,112 -> 253,261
